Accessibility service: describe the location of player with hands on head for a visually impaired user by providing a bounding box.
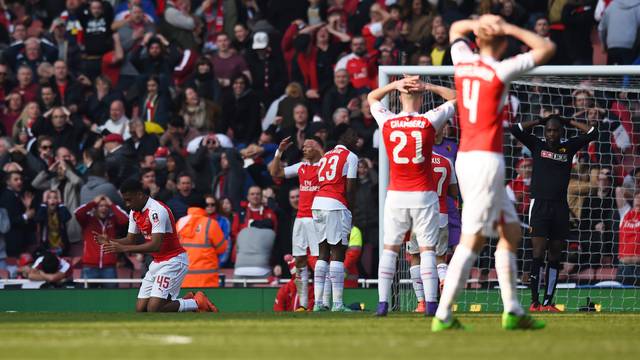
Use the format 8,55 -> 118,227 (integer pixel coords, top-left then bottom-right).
269,135 -> 325,311
511,114 -> 597,312
94,178 -> 217,313
432,14 -> 555,332
368,75 -> 456,316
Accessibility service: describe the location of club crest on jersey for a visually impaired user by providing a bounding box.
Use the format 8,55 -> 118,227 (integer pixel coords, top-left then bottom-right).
151,213 -> 159,223
540,150 -> 568,162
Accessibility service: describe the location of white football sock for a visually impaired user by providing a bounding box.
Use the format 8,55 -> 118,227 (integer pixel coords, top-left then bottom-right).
378,249 -> 398,302
420,251 -> 438,302
436,245 -> 477,322
178,298 -> 198,312
495,249 -> 524,316
323,273 -> 332,307
295,267 -> 309,308
409,265 -> 424,302
314,260 -> 328,306
437,263 -> 448,282
330,261 -> 345,308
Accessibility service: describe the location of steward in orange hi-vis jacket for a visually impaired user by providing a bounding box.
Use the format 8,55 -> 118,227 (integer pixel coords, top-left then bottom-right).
177,207 -> 228,287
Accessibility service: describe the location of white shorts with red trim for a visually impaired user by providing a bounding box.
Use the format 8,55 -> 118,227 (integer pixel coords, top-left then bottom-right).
456,151 -> 519,238
312,209 -> 351,246
292,217 -> 320,257
138,252 -> 188,300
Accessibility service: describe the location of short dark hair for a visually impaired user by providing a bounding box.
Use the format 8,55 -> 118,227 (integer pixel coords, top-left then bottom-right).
543,114 -> 563,126
120,178 -> 144,194
41,252 -> 60,274
305,135 -> 325,149
3,171 -> 21,184
177,172 -> 192,182
187,196 -> 206,208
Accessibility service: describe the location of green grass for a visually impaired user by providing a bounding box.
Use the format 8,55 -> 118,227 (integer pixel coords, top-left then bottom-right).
0,313 -> 638,360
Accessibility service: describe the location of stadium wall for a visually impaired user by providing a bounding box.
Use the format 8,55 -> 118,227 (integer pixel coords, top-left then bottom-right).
0,289 -> 637,312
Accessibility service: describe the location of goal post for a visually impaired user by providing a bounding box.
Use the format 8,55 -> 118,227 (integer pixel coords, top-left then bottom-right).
378,65 -> 640,312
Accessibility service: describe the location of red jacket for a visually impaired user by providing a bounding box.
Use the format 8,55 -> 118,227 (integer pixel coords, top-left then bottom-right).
75,201 -> 129,268
273,278 -> 315,312
231,204 -> 278,238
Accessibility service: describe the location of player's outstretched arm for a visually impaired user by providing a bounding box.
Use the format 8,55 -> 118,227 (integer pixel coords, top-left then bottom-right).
268,137 -> 292,178
367,75 -> 420,104
502,23 -> 556,65
449,19 -> 478,43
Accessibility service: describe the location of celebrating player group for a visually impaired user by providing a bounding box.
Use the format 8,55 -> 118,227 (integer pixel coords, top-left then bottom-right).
91,13 -> 558,326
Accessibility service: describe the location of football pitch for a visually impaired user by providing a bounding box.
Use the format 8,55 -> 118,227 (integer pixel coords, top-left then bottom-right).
1,313 -> 638,360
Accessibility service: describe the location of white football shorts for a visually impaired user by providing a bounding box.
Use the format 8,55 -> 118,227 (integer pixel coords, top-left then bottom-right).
383,200 -> 439,249
312,209 -> 352,246
407,225 -> 449,256
138,252 -> 188,300
456,151 -> 519,238
292,217 -> 320,256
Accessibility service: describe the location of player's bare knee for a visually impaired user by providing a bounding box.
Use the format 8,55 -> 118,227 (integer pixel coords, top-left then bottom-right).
460,233 -> 485,253
136,299 -> 149,312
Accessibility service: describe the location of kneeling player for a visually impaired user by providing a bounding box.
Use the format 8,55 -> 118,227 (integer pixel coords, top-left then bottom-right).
97,179 -> 216,312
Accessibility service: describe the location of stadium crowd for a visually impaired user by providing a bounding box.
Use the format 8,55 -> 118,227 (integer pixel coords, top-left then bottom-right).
0,0 -> 639,288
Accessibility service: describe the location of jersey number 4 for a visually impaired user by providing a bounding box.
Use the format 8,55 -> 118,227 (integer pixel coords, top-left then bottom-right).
390,130 -> 425,164
462,79 -> 480,124
318,155 -> 340,182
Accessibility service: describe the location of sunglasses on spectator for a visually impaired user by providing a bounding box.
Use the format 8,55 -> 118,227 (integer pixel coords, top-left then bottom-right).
40,145 -> 52,149
205,203 -> 216,207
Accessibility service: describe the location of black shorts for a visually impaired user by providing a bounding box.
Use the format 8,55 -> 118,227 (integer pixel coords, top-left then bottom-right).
528,199 -> 570,240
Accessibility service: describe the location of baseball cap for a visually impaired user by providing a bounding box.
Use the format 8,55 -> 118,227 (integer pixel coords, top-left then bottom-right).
103,133 -> 124,144
252,32 -> 269,50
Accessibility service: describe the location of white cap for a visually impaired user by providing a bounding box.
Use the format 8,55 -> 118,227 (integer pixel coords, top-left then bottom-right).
252,32 -> 269,50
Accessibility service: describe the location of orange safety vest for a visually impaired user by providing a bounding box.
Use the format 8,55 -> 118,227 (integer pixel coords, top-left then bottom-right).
177,207 -> 227,288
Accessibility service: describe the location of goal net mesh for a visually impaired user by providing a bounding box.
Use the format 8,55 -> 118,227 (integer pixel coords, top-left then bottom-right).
384,70 -> 640,312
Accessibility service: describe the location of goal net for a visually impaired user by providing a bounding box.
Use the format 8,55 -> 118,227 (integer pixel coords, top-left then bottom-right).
378,66 -> 640,313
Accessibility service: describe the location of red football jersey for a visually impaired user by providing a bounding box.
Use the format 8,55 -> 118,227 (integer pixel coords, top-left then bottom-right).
371,101 -> 455,208
335,53 -> 375,89
312,145 -> 358,210
432,151 -> 456,217
451,40 -> 535,153
284,161 -> 320,218
128,197 -> 185,262
619,206 -> 640,260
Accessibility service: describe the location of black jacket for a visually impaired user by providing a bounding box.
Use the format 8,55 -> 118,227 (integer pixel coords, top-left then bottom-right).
0,188 -> 34,256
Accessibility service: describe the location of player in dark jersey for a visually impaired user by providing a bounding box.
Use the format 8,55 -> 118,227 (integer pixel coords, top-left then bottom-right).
510,114 -> 597,312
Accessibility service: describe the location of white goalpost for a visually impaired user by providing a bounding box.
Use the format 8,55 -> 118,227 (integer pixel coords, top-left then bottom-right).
378,65 -> 640,312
